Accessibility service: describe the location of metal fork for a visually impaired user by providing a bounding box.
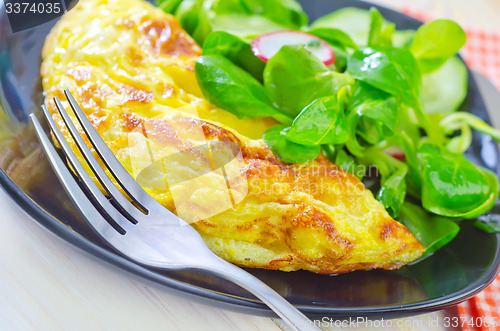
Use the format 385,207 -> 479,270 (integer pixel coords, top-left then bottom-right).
30,90 -> 320,331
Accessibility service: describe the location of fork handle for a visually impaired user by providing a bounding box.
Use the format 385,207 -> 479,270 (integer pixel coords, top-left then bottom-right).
203,260 -> 321,331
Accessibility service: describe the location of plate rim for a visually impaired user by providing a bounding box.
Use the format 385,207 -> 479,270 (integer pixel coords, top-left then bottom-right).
2,168 -> 500,318
0,0 -> 499,319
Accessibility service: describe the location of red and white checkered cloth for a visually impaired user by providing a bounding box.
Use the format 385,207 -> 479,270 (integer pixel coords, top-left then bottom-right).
461,29 -> 500,91
403,7 -> 500,331
458,283 -> 500,331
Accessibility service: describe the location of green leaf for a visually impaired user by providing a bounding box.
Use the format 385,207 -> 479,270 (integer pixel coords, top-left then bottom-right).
440,112 -> 500,142
308,40 -> 321,48
156,0 -> 184,13
335,148 -> 366,180
357,148 -> 408,217
410,19 -> 466,73
418,142 -> 499,218
367,7 -> 395,48
398,131 -> 422,195
202,31 -> 265,82
349,81 -> 388,108
195,55 -> 292,124
263,125 -> 321,163
439,111 -> 500,155
474,214 -> 500,234
237,0 -> 308,29
191,5 -> 215,44
173,0 -> 204,35
411,19 -> 466,59
377,164 -> 407,218
330,45 -> 348,71
264,45 -> 354,118
398,202 -> 460,257
356,99 -> 398,144
322,144 -> 336,161
445,124 -> 472,154
286,93 -> 349,146
348,82 -> 398,145
347,47 -> 421,110
307,27 -> 358,51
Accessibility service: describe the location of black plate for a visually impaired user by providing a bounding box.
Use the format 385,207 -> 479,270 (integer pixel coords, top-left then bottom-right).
0,0 -> 499,320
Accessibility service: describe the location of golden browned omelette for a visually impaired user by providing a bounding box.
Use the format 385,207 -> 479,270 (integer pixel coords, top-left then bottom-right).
41,0 -> 425,274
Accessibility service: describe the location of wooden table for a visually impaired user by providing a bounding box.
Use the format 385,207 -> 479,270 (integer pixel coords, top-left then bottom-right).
1,0 -> 499,330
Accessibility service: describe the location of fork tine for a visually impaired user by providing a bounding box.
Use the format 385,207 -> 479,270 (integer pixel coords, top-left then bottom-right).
64,89 -> 164,213
30,113 -> 126,240
53,97 -> 143,224
42,106 -> 136,233
41,105 -> 134,233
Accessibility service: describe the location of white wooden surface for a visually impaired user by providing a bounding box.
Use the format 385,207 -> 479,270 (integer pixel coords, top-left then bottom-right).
0,188 -> 280,331
1,0 -> 500,330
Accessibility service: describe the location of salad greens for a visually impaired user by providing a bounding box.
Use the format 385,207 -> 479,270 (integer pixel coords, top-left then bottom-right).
358,147 -> 408,218
286,92 -> 349,146
195,55 -> 292,124
307,27 -> 358,52
158,0 -> 500,255
346,47 -> 421,110
418,142 -> 499,219
410,19 -> 467,73
367,7 -> 395,48
159,0 -> 308,44
263,44 -> 352,117
202,31 -> 265,81
345,82 -> 398,157
263,125 -> 321,163
475,214 -> 500,234
398,202 -> 460,257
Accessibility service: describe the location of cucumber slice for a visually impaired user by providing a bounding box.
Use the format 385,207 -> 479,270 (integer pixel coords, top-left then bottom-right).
422,55 -> 468,115
212,14 -> 288,41
311,7 -> 372,46
311,7 -> 414,48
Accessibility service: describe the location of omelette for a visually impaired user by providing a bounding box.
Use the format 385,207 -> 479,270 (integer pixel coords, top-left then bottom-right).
41,0 -> 425,274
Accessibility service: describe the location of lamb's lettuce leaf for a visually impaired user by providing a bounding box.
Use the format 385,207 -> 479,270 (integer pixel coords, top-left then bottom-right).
195,55 -> 292,124
264,45 -> 353,118
410,19 -> 466,73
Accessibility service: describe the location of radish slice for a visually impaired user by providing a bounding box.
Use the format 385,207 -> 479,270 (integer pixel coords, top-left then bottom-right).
385,146 -> 406,161
251,30 -> 335,65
